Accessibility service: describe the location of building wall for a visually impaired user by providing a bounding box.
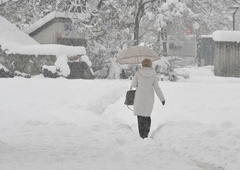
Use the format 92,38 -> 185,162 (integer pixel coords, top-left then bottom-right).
31,19 -> 85,45
32,22 -> 57,44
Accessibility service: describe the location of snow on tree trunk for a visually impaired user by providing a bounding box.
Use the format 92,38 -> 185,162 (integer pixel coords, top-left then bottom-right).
107,58 -> 121,79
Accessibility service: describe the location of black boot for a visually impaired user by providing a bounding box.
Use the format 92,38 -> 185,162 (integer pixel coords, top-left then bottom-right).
137,116 -> 151,139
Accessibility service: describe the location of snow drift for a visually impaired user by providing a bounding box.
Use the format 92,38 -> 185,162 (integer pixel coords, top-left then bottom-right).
0,66 -> 240,170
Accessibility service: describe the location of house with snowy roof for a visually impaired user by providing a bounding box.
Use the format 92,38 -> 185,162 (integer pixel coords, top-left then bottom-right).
24,11 -> 88,47
0,15 -> 94,79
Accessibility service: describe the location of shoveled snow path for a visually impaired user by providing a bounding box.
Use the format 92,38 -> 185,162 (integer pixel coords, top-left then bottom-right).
0,78 -> 201,170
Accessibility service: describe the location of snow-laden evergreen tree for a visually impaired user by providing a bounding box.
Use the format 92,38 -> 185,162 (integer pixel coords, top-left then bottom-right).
132,0 -> 199,80
139,0 -> 199,53
0,0 -> 57,28
182,0 -> 240,33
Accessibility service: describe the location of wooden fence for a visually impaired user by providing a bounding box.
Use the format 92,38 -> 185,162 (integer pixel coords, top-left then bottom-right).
214,42 -> 240,77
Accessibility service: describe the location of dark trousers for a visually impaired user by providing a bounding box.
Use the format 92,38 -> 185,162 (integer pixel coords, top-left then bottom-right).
137,116 -> 151,139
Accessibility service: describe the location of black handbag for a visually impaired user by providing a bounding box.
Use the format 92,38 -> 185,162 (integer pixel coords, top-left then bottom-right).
124,87 -> 136,106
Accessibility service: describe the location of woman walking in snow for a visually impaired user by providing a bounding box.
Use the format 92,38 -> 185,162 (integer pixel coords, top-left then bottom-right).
131,58 -> 165,139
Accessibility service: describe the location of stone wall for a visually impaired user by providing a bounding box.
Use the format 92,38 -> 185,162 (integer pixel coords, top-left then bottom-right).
68,62 -> 94,79
0,48 -> 57,75
0,48 -> 94,79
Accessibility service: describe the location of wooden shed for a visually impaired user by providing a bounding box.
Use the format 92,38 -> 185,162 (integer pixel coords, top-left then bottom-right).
213,31 -> 240,77
25,11 -> 89,47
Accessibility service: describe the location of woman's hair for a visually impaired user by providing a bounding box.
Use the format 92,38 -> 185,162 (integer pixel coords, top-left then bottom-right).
142,58 -> 152,67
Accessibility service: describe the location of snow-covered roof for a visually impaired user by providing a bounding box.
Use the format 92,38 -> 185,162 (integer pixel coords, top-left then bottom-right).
10,44 -> 86,57
0,15 -> 87,57
24,11 -> 90,34
0,16 -> 39,48
213,31 -> 240,42
200,35 -> 213,38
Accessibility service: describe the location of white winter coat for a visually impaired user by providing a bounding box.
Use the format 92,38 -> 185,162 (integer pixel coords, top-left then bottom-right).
131,67 -> 165,117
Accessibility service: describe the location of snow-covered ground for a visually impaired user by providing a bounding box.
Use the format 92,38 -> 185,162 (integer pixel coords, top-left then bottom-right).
0,66 -> 240,170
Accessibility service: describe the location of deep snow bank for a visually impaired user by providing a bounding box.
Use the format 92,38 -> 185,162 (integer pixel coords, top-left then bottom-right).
0,66 -> 240,170
0,140 -> 15,153
152,122 -> 240,170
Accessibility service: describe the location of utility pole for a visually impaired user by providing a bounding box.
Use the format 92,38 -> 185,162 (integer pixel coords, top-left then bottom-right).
229,6 -> 239,30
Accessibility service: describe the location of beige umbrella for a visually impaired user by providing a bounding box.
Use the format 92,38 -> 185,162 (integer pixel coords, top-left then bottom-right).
116,46 -> 159,64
